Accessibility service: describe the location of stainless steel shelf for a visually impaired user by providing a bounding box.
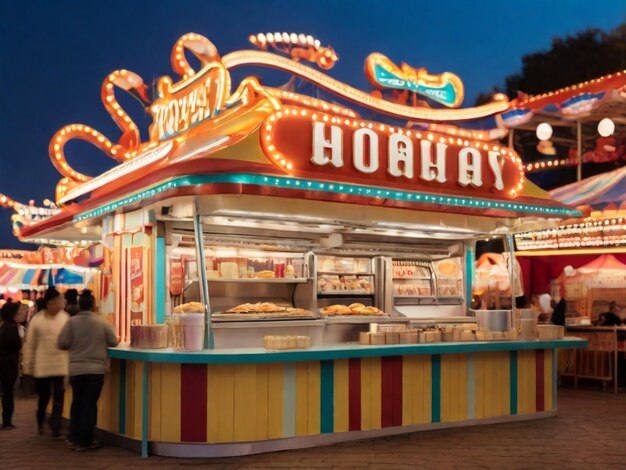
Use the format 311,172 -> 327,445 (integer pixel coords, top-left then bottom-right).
317,272 -> 374,276
207,278 -> 310,284
317,292 -> 375,296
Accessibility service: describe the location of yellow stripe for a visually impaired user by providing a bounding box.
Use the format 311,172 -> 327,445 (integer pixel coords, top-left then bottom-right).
133,361 -> 143,440
255,364 -> 269,441
475,353 -> 485,419
441,354 -> 468,422
307,361 -> 321,435
125,360 -> 134,438
360,358 -> 372,430
369,357 -> 381,430
160,363 -> 180,442
333,359 -> 349,432
216,364 -> 235,443
418,355 -> 432,424
498,352 -> 510,416
233,364 -> 257,442
108,360 -> 120,433
149,363 -> 162,441
295,362 -> 308,436
267,363 -> 283,439
544,351 -> 553,411
517,350 -> 536,414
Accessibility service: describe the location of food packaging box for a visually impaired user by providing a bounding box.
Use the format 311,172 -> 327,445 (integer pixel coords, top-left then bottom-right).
399,330 -> 418,344
359,332 -> 371,345
385,332 -> 400,344
370,332 -> 385,345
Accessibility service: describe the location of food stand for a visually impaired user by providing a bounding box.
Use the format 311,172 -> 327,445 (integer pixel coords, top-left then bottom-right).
16,32 -> 586,457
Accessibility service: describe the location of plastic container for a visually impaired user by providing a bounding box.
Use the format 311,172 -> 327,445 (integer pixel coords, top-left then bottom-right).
179,313 -> 205,351
472,309 -> 512,332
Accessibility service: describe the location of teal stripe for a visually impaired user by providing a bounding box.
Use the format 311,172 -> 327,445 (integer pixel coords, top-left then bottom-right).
155,237 -> 165,324
282,363 -> 296,438
510,351 -> 518,415
467,353 -> 475,419
431,355 -> 441,423
73,173 -> 581,222
107,338 -> 588,364
141,362 -> 149,458
465,247 -> 474,305
552,349 -> 557,410
119,359 -> 126,434
320,360 -> 334,433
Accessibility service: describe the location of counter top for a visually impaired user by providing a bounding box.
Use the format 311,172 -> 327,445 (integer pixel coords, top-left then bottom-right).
108,337 -> 587,364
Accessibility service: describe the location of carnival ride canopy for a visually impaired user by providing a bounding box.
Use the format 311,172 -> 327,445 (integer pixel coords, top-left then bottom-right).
577,253 -> 626,272
550,165 -> 626,210
0,262 -> 95,290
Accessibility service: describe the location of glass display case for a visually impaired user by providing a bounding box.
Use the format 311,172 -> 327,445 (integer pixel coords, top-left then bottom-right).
433,258 -> 463,298
316,255 -> 375,296
391,260 -> 433,298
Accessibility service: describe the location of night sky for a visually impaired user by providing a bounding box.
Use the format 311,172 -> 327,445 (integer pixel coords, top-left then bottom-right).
1,0 -> 625,249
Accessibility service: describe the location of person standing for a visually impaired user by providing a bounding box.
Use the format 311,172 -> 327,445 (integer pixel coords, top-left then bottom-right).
22,287 -> 69,437
0,302 -> 22,429
58,289 -> 119,451
64,289 -> 80,317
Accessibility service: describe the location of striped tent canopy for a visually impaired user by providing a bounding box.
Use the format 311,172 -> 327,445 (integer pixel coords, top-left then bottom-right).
549,166 -> 626,209
0,262 -> 96,290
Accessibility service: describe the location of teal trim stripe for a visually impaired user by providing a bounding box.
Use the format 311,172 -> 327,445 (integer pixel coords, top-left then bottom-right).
552,349 -> 557,410
107,338 -> 588,365
73,173 -> 581,222
141,362 -> 149,458
320,360 -> 334,433
119,359 -> 127,434
465,247 -> 474,304
510,351 -> 518,415
282,363 -> 296,438
466,353 -> 476,420
431,355 -> 441,423
155,237 -> 165,324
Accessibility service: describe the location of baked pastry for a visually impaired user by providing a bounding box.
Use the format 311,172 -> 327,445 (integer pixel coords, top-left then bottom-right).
173,302 -> 205,313
349,303 -> 365,310
256,270 -> 276,279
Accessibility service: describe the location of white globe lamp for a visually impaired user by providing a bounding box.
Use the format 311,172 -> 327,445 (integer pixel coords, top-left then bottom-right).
536,123 -> 553,141
598,118 -> 615,137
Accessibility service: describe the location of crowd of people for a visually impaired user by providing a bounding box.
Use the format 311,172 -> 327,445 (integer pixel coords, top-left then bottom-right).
0,287 -> 118,451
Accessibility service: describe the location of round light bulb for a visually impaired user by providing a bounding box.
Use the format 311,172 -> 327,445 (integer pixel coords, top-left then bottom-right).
536,123 -> 553,141
598,118 -> 615,137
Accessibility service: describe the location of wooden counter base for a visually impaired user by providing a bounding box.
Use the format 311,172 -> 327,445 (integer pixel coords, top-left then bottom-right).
61,340 -> 585,458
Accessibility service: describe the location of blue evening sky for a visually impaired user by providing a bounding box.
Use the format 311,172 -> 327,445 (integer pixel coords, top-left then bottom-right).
1,0 -> 625,248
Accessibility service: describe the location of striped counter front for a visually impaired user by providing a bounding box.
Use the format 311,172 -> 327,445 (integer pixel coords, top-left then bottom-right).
69,339 -> 586,458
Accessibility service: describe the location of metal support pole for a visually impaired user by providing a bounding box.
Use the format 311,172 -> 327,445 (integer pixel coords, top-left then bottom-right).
504,234 -> 517,310
576,120 -> 582,181
193,198 -> 214,349
508,127 -> 515,150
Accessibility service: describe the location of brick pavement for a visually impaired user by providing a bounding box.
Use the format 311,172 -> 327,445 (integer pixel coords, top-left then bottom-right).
0,388 -> 625,469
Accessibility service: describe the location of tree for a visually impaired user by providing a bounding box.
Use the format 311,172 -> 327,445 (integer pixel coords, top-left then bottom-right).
475,22 -> 626,104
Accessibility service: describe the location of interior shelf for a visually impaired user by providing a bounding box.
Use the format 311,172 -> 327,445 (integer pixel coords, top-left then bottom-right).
208,278 -> 310,284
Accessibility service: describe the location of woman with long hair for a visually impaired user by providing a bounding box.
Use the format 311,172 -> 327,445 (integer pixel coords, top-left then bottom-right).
22,287 -> 69,437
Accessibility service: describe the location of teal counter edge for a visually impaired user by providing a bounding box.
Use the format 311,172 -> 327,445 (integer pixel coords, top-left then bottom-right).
108,338 -> 587,364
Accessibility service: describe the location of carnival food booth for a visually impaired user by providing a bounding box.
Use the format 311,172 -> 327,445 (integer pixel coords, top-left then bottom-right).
17,32 -> 586,457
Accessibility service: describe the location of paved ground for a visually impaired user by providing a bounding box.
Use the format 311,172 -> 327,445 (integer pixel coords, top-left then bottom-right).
1,388 -> 625,469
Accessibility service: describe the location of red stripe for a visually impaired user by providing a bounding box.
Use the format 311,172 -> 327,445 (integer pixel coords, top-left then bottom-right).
535,350 -> 545,412
391,356 -> 403,426
381,356 -> 394,427
180,364 -> 208,442
348,358 -> 361,431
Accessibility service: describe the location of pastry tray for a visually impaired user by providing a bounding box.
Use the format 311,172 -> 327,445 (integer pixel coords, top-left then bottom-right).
212,310 -> 318,321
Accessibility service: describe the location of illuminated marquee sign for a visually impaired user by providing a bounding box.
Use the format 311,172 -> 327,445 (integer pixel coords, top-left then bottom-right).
261,108 -> 524,198
149,63 -> 230,141
364,53 -> 465,108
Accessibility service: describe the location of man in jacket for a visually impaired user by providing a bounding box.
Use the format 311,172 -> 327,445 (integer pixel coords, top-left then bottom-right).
58,290 -> 119,451
0,301 -> 22,429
